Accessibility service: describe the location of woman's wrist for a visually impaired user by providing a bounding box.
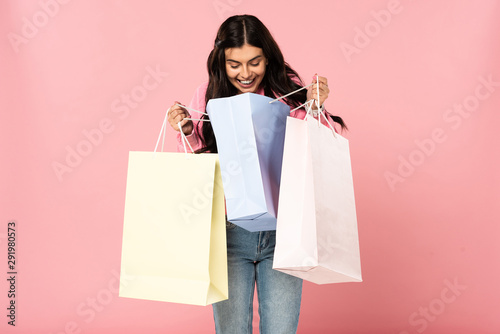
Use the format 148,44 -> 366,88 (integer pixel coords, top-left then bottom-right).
309,103 -> 324,117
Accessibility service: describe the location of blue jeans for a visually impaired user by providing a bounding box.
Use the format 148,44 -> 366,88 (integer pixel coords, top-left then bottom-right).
213,222 -> 303,334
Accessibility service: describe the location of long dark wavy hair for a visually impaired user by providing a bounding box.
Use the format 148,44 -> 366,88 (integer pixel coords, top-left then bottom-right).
195,14 -> 346,153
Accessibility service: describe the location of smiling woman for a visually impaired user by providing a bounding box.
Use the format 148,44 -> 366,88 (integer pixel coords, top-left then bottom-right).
165,14 -> 346,334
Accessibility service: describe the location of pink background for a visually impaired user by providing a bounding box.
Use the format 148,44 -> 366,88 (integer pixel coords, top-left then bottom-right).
1,0 -> 500,333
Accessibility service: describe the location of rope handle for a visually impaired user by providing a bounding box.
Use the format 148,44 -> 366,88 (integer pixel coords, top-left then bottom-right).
153,106 -> 195,154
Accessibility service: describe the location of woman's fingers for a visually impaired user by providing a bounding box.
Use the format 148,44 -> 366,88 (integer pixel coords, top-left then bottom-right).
171,109 -> 189,123
176,119 -> 191,132
312,74 -> 328,87
167,102 -> 191,131
308,75 -> 330,107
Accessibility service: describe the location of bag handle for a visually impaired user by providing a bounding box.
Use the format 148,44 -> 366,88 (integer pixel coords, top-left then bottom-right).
305,99 -> 337,137
270,76 -> 337,135
154,107 -> 170,153
172,103 -> 209,154
269,83 -> 314,105
154,106 -> 195,154
178,122 -> 194,154
271,83 -> 321,116
154,104 -> 209,154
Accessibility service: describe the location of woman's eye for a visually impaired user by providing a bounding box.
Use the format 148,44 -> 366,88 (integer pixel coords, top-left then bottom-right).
250,62 -> 260,67
230,64 -> 239,69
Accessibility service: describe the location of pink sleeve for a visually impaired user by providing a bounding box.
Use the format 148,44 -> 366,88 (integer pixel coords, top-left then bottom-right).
176,82 -> 209,152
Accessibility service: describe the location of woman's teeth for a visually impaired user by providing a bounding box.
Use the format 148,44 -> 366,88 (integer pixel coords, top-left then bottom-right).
238,79 -> 254,85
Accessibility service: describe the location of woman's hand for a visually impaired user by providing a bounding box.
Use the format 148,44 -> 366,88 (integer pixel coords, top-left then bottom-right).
306,74 -> 329,110
167,101 -> 193,135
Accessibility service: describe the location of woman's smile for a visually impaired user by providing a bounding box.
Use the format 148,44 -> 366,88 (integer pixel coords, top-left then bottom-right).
236,78 -> 256,88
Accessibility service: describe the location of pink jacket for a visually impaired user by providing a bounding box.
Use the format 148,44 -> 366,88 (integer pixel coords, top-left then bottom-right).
176,82 -> 336,152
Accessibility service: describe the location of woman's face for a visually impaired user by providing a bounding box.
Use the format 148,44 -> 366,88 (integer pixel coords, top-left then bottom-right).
225,44 -> 267,94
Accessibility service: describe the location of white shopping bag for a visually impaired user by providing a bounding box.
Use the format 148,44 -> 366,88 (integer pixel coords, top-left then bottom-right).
273,115 -> 362,284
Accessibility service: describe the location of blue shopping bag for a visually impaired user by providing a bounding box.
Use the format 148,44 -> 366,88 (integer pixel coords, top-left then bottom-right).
206,93 -> 290,231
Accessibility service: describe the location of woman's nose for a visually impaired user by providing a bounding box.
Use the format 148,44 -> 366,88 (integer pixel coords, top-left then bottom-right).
240,65 -> 249,78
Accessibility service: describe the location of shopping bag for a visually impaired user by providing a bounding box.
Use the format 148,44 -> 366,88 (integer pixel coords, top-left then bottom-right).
119,151 -> 228,305
273,115 -> 362,284
206,93 -> 290,232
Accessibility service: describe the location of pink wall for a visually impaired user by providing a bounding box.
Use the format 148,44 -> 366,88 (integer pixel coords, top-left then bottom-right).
1,0 -> 499,333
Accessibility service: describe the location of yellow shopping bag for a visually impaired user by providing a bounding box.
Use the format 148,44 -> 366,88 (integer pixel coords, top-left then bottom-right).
119,115 -> 227,305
